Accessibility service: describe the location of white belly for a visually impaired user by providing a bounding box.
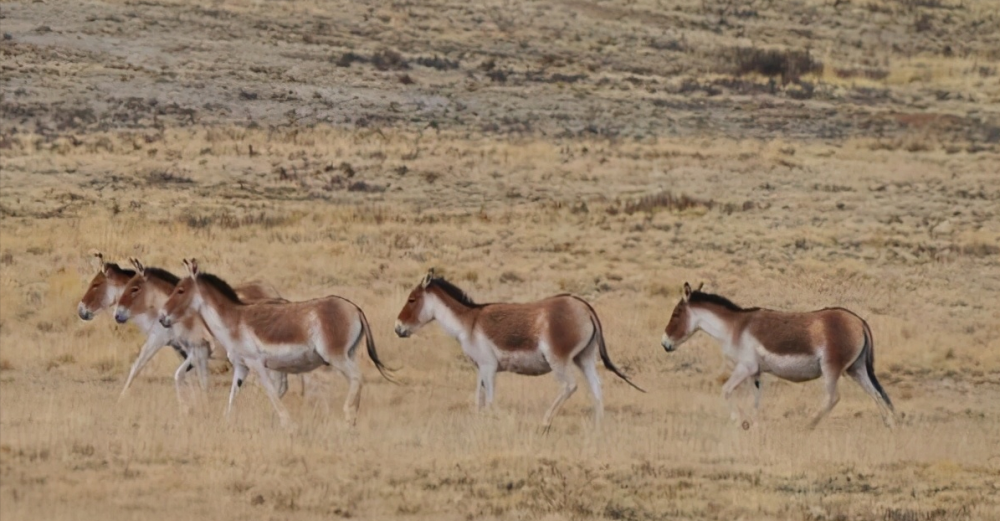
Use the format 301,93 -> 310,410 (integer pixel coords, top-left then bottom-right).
758,352 -> 821,382
495,350 -> 550,375
261,344 -> 325,373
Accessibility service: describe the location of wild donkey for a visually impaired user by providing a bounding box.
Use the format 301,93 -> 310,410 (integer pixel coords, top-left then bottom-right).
114,258 -> 290,405
159,259 -> 394,427
661,283 -> 895,428
394,269 -> 644,430
78,253 -> 187,376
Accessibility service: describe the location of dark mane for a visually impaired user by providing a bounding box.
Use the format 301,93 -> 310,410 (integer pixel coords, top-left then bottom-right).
105,263 -> 136,278
198,272 -> 244,304
143,267 -> 180,286
427,277 -> 483,308
689,291 -> 759,312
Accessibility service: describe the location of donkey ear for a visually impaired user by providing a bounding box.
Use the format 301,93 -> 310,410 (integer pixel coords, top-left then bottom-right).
130,257 -> 145,275
683,282 -> 693,300
421,268 -> 435,288
91,251 -> 106,273
182,258 -> 199,277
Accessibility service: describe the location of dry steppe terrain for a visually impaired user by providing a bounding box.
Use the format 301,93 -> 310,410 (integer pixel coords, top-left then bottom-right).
1,0 -> 999,520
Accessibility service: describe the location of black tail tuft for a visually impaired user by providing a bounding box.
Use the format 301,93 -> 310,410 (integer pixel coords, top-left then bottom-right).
864,322 -> 894,412
359,308 -> 399,384
573,297 -> 645,393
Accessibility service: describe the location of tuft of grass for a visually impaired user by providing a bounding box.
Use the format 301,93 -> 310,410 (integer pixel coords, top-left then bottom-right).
728,47 -> 823,84
46,354 -> 76,370
371,49 -> 409,71
613,191 -> 717,215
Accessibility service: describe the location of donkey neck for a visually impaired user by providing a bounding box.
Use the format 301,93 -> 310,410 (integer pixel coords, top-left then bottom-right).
139,278 -> 175,316
195,280 -> 244,342
427,289 -> 475,341
103,282 -> 127,311
690,304 -> 739,344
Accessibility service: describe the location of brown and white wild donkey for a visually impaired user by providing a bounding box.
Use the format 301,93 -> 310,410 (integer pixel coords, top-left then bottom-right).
78,253 -> 192,383
114,258 -> 290,404
78,253 -> 137,323
158,259 -> 394,427
394,270 -> 644,430
661,283 -> 895,428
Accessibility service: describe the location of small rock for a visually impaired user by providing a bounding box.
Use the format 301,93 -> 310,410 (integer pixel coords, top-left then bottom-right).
931,220 -> 953,237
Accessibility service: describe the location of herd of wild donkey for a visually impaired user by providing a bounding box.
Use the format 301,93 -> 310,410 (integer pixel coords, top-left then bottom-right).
78,253 -> 895,430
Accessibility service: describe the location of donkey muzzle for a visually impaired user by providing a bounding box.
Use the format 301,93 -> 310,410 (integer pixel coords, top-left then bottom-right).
114,307 -> 129,324
77,304 -> 94,321
661,334 -> 675,352
159,313 -> 174,328
394,324 -> 411,338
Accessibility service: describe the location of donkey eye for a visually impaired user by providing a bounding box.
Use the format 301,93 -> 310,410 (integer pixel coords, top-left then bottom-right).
177,288 -> 185,294
407,298 -> 416,303
131,287 -> 139,292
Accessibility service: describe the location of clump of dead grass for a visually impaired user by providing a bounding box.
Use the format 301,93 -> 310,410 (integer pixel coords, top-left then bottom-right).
727,47 -> 823,84
607,191 -> 752,216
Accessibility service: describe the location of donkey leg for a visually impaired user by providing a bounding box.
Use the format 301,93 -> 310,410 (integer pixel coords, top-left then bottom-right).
846,363 -> 895,428
542,362 -> 577,431
271,371 -> 289,399
325,355 -> 362,426
193,344 -> 211,393
721,363 -> 757,424
120,332 -> 169,399
808,368 -> 841,429
245,358 -> 294,429
226,362 -> 250,418
475,376 -> 485,411
341,359 -> 363,426
480,363 -> 498,408
574,346 -> 603,426
173,351 -> 197,413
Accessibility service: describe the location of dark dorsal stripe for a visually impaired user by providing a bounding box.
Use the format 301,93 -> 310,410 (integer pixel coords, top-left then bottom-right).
105,263 -> 137,278
690,291 -> 759,313
198,272 -> 244,304
428,277 -> 484,308
143,267 -> 180,286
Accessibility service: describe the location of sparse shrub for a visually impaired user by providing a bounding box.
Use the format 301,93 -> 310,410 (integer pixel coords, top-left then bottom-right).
728,47 -> 823,84
146,169 -> 194,185
0,358 -> 13,371
46,354 -> 76,370
371,49 -> 409,71
499,271 -> 523,284
334,52 -> 367,68
93,358 -> 116,374
614,191 -> 718,215
182,212 -> 292,230
415,55 -> 460,70
347,181 -> 386,193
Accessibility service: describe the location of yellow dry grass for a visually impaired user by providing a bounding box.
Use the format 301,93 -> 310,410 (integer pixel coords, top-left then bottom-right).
2,125 -> 999,521
2,0 -> 1000,518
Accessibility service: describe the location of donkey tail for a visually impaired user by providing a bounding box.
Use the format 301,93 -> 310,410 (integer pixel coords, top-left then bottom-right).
572,297 -> 645,393
358,307 -> 398,384
862,320 -> 894,412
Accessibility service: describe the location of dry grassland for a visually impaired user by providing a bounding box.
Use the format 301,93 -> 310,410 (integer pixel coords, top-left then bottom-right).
2,0 -> 999,520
